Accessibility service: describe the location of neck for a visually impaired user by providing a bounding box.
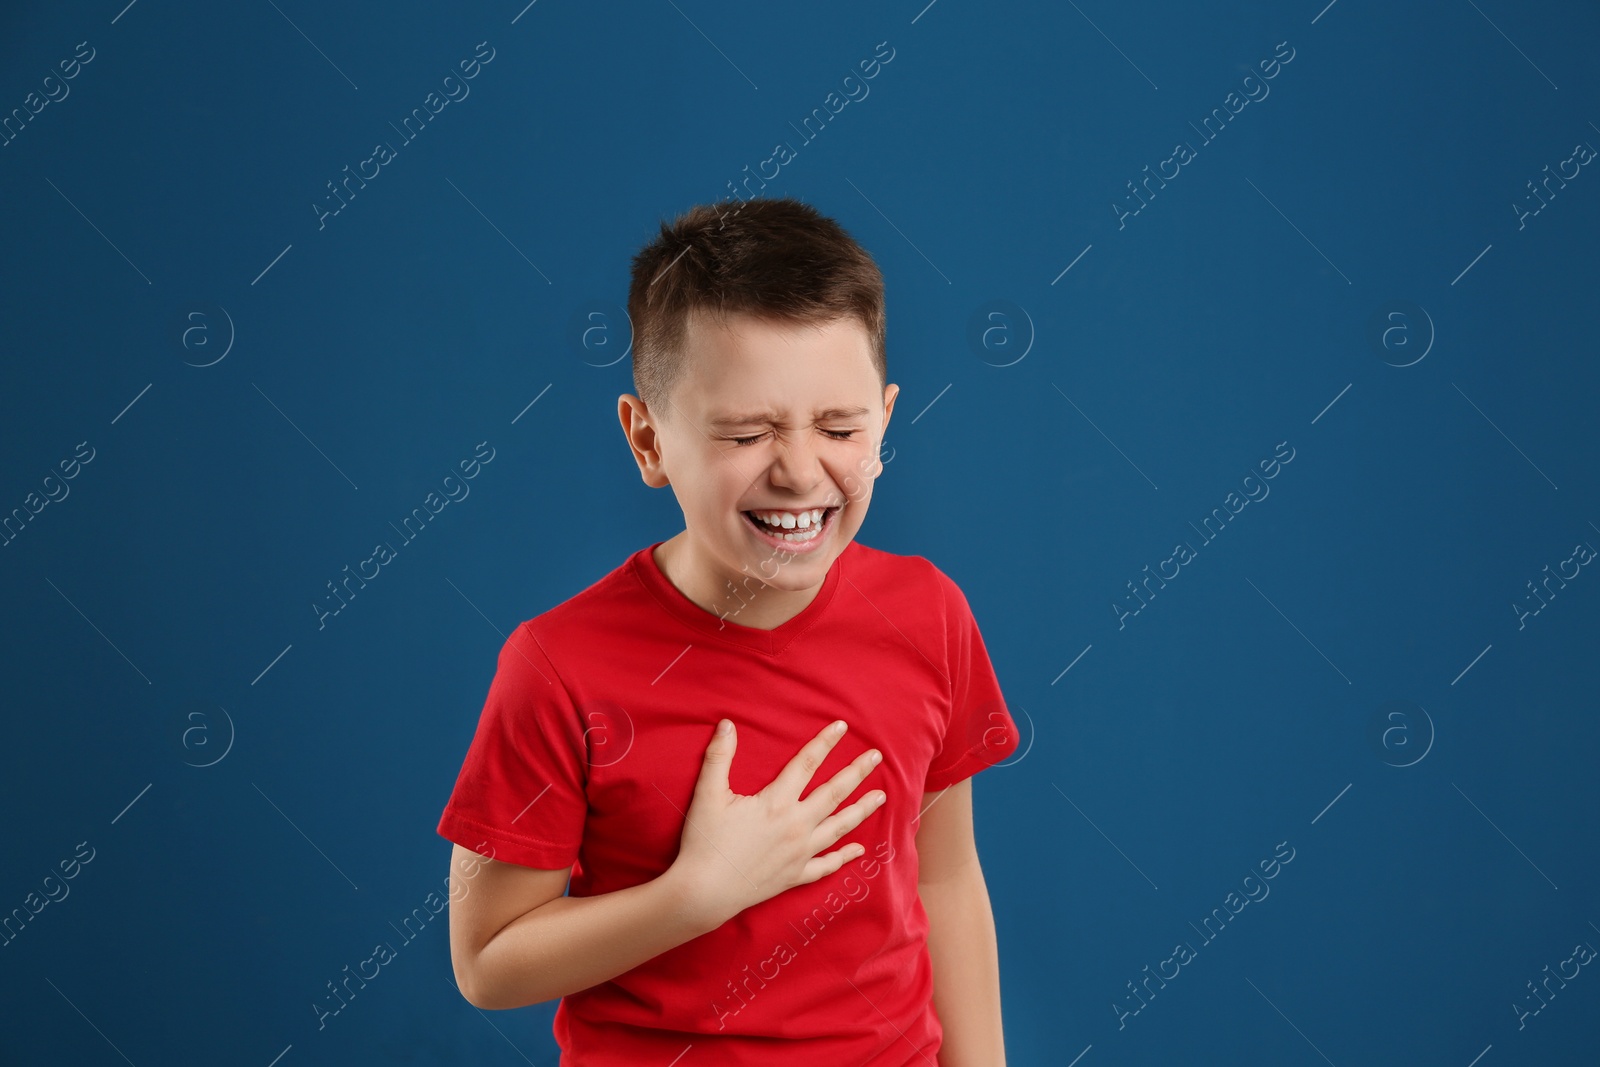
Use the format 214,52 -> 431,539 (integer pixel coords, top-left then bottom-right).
654,534 -> 825,631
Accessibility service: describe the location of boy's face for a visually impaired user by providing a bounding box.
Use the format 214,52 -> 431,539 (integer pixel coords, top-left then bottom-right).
619,309 -> 897,603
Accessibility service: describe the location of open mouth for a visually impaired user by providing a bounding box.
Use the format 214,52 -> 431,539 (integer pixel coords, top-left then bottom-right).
740,506 -> 840,549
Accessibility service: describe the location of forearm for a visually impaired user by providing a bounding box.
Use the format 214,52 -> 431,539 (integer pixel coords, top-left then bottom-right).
920,860 -> 1006,1066
469,868 -> 716,1009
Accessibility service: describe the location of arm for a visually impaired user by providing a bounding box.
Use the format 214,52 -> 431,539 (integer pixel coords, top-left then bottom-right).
451,719 -> 885,1010
916,779 -> 1006,1066
448,843 -> 716,1010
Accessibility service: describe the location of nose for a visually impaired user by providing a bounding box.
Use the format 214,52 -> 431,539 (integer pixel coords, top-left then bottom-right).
768,428 -> 825,495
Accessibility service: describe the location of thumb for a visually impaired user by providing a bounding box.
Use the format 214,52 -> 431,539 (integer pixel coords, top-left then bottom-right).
695,718 -> 735,796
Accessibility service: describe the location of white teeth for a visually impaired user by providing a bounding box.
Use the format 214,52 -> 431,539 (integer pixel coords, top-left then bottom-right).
747,508 -> 829,542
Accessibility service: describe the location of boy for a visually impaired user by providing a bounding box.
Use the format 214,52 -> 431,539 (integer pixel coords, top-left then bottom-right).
436,197 -> 1019,1065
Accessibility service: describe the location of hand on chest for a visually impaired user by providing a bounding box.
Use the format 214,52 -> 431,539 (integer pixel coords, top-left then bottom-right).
576,659 -> 947,880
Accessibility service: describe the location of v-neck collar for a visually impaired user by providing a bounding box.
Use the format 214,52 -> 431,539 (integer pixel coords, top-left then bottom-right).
630,539 -> 849,656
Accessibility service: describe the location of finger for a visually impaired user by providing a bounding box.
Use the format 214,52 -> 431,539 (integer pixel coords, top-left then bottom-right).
798,745 -> 882,822
766,720 -> 848,802
798,841 -> 867,886
810,788 -> 886,851
693,719 -> 736,798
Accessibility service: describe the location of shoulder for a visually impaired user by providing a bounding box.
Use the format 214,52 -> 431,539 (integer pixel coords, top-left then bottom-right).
849,539 -> 966,592
842,539 -> 968,624
503,546 -> 653,666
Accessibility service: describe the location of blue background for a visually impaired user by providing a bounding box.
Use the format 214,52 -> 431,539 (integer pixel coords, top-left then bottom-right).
3,0 -> 1598,1063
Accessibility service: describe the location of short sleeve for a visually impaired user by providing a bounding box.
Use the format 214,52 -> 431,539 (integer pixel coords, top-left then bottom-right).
436,621 -> 587,870
923,569 -> 1021,792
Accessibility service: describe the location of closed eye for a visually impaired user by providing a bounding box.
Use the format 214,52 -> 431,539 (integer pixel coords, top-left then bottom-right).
728,429 -> 859,446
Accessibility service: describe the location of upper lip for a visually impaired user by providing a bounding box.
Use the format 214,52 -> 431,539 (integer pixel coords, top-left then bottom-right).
743,504 -> 839,513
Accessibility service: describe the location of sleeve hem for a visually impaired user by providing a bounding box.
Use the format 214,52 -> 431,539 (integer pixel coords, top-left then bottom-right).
923,759 -> 985,793
923,729 -> 1021,792
437,808 -> 579,871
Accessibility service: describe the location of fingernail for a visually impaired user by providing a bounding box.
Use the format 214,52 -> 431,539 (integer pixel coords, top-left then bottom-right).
832,720 -> 847,735
716,719 -> 731,735
868,750 -> 881,765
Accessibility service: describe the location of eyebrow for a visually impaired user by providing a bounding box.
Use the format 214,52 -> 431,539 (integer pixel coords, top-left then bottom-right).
708,405 -> 871,427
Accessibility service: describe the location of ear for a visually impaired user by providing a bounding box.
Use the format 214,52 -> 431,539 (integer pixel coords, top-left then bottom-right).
617,394 -> 670,488
871,383 -> 899,476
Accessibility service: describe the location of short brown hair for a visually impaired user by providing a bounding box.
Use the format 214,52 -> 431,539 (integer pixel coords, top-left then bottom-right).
626,196 -> 887,416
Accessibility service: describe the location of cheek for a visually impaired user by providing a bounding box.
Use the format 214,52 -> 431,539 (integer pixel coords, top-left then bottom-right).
839,451 -> 881,501
709,465 -> 754,513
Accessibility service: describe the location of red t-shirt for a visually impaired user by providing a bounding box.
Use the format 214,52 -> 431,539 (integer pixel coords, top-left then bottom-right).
436,538 -> 1019,1065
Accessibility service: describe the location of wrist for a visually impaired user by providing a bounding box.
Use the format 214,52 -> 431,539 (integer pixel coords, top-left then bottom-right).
658,862 -> 732,937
